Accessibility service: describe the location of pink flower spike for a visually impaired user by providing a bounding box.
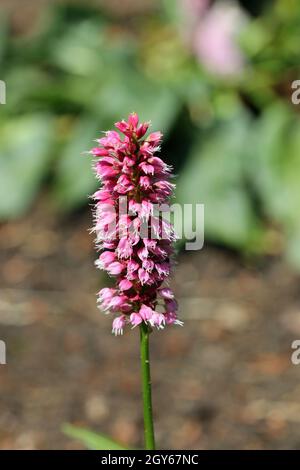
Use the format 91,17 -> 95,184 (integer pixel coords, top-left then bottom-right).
138,268 -> 150,285
108,296 -> 130,313
89,113 -> 181,334
128,200 -> 140,215
142,259 -> 154,272
139,176 -> 151,190
159,288 -> 174,299
146,131 -> 163,145
115,175 -> 135,194
136,122 -> 150,139
127,260 -> 139,274
91,147 -> 109,157
130,312 -> 143,327
98,130 -> 120,148
107,261 -> 125,275
128,112 -> 139,129
92,190 -> 112,202
96,251 -> 116,269
155,262 -> 170,279
112,316 -> 126,335
149,312 -> 166,329
140,200 -> 153,219
165,311 -> 184,326
117,238 -> 133,259
114,120 -> 128,134
165,299 -> 178,312
98,287 -> 115,302
119,279 -> 133,291
139,162 -> 155,175
139,304 -> 154,321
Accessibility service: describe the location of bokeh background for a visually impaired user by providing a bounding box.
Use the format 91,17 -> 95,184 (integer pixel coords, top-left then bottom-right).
1,0 -> 300,449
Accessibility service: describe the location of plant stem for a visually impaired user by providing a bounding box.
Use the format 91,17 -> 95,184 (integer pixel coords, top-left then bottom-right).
140,322 -> 156,450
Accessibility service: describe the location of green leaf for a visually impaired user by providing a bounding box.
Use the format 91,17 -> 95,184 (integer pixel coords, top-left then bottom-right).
50,22 -> 106,76
249,103 -> 300,268
53,116 -> 99,210
161,0 -> 182,26
63,424 -> 126,450
0,114 -> 54,219
3,66 -> 52,113
176,114 -> 262,251
246,102 -> 293,222
92,73 -> 180,135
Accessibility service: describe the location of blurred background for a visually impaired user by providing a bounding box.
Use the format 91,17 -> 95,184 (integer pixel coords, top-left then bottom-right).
1,0 -> 300,449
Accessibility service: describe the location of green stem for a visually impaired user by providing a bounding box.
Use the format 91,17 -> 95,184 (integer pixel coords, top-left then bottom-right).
140,322 -> 156,450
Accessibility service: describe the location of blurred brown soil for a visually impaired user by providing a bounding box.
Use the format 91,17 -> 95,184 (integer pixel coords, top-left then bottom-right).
1,201 -> 300,449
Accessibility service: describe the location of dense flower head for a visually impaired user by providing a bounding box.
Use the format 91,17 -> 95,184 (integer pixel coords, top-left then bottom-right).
89,112 -> 182,335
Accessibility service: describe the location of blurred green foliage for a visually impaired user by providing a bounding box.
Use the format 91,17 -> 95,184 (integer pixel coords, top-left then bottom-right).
63,424 -> 126,450
1,0 -> 300,267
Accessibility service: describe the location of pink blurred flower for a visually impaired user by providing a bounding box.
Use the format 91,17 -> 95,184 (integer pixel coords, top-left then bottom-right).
193,2 -> 246,76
